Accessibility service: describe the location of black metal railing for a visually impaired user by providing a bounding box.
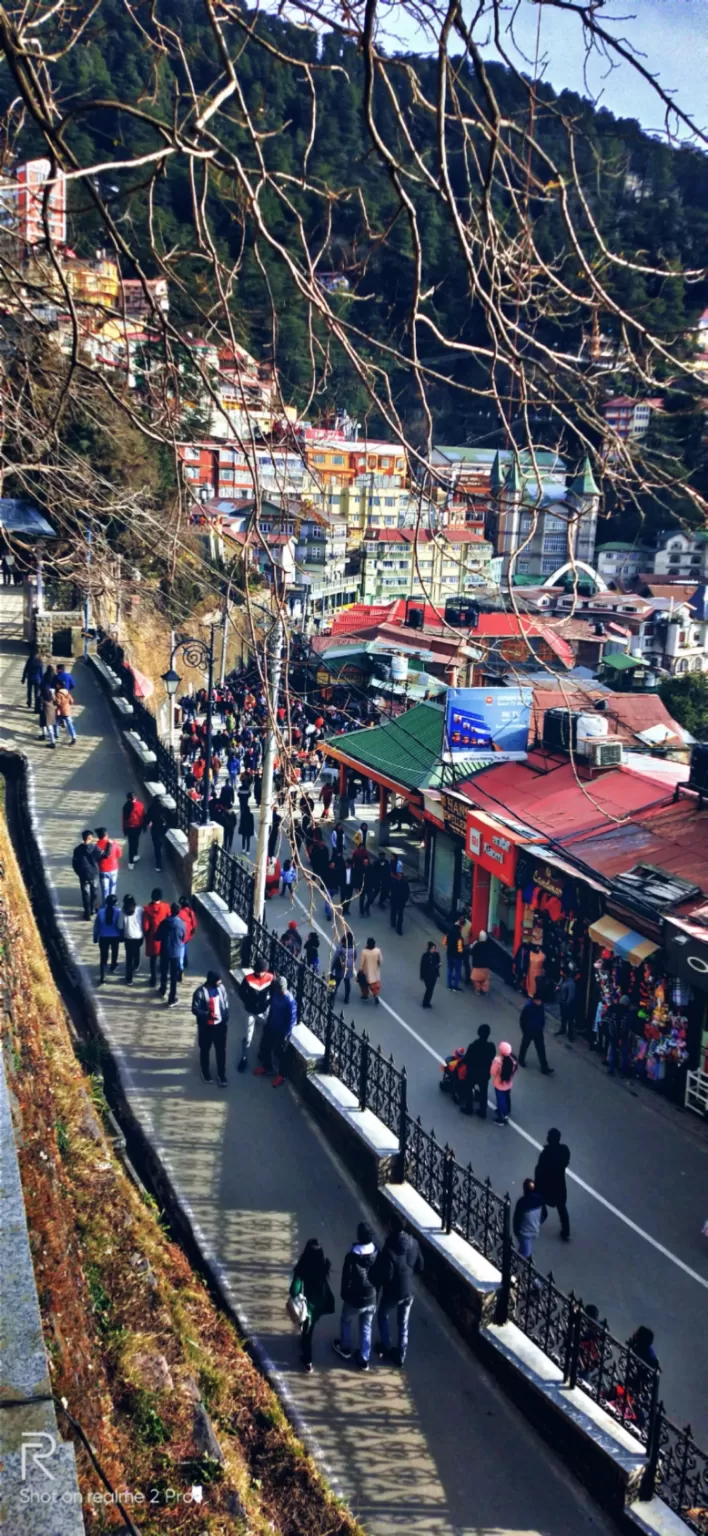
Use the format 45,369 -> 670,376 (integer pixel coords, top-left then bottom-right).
448,1158 -> 509,1270
98,635 -> 203,828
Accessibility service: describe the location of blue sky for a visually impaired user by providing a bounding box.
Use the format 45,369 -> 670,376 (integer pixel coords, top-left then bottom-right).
385,0 -> 708,140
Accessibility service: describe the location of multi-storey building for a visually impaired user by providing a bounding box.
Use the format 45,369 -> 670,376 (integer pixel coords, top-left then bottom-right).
489,454 -> 600,581
653,529 -> 708,583
302,435 -> 406,486
360,527 -> 493,604
596,542 -> 651,587
602,396 -> 661,444
4,159 -> 67,248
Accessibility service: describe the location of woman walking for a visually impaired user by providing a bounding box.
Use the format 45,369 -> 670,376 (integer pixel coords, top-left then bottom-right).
239,801 -> 254,854
331,931 -> 357,1006
55,683 -> 77,744
39,678 -> 58,747
120,894 -> 144,983
470,930 -> 492,995
490,1041 -> 518,1126
357,937 -> 382,1004
290,1238 -> 335,1372
93,894 -> 123,984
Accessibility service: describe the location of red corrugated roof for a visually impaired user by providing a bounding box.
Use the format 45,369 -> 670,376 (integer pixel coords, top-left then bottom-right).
456,756 -> 673,842
529,687 -> 683,748
573,801 -> 708,891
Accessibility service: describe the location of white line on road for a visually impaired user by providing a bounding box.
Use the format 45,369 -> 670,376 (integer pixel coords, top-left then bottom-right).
290,892 -> 708,1294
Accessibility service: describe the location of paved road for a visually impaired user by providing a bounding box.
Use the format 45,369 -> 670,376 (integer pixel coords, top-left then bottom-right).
0,641 -> 618,1536
278,821 -> 708,1441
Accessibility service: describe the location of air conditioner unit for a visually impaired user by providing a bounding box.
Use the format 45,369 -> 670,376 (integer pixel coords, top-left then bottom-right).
580,738 -> 623,769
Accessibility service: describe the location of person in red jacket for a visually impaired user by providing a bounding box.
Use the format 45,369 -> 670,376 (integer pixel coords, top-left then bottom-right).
121,791 -> 146,869
142,887 -> 171,986
94,827 -> 122,900
177,895 -> 198,978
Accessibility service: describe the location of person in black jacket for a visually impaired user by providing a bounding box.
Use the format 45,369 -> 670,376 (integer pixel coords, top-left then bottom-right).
460,1024 -> 496,1117
144,796 -> 172,873
534,1128 -> 571,1240
333,1222 -> 379,1370
373,1214 -> 423,1365
420,942 -> 440,1008
389,870 -> 410,935
376,852 -> 391,909
72,830 -> 100,919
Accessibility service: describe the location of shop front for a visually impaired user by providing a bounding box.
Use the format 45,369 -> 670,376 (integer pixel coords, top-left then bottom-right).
664,914 -> 708,1116
427,790 -> 470,923
512,850 -> 603,1010
589,912 -> 695,1103
464,809 -> 525,983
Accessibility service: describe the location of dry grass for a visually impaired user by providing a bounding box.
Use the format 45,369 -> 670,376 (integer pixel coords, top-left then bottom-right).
0,813 -> 362,1536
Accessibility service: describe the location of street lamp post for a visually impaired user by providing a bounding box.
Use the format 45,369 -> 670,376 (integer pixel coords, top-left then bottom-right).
162,625 -> 216,823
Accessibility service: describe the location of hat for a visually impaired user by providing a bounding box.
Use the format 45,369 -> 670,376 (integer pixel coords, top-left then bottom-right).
288,920 -> 298,929
499,1041 -> 512,1056
278,975 -> 290,990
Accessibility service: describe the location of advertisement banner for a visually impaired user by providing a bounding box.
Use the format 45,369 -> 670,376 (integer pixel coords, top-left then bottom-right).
446,687 -> 532,753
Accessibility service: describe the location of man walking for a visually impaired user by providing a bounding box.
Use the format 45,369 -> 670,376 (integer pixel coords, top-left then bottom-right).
419,941 -> 440,1008
555,971 -> 577,1040
121,791 -> 146,870
157,902 -> 186,1006
534,1129 -> 571,1241
144,795 -> 172,873
445,917 -> 465,991
72,830 -> 100,919
192,970 -> 230,1086
389,867 -> 410,936
519,993 -> 554,1075
22,650 -> 43,710
333,1222 -> 379,1371
460,1024 -> 496,1117
513,1178 -> 547,1259
94,827 -> 122,901
254,975 -> 296,1087
373,1214 -> 423,1367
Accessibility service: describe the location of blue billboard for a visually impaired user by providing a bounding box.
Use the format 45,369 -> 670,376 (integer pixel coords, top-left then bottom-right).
446,687 -> 532,753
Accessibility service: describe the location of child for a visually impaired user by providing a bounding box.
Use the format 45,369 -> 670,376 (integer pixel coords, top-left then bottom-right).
281,858 -> 297,901
304,931 -> 320,973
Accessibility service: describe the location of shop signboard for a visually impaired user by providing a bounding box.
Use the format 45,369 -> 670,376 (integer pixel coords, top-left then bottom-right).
465,810 -> 518,884
441,791 -> 469,840
446,687 -> 532,753
665,920 -> 708,994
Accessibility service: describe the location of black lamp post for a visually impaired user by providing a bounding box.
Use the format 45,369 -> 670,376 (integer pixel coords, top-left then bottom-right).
162,625 -> 215,823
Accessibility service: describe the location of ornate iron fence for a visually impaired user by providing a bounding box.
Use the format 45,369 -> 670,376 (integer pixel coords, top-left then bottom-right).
211,842 -> 255,916
402,1118 -> 450,1221
447,1160 -> 509,1270
649,1414 -> 708,1533
509,1252 -> 577,1376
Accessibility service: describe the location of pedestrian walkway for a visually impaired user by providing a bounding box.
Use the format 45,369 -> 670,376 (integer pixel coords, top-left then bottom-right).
0,640 -> 618,1536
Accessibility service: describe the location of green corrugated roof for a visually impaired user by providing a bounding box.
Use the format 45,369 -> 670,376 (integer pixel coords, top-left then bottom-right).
324,702 -> 493,791
602,650 -> 644,670
597,542 -> 643,552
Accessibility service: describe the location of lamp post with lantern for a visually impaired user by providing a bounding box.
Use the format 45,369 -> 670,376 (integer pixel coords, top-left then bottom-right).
161,624 -> 216,823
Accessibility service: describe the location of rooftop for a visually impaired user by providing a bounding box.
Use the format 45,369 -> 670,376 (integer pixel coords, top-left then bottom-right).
456,754 -> 674,843
324,701 -> 493,791
572,800 -> 708,893
0,498 -> 55,538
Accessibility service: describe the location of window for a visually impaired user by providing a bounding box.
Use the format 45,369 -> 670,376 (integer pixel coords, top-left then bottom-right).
312,453 -> 325,463
332,455 -> 344,465
543,533 -> 567,555
384,516 -> 396,526
541,556 -> 560,574
373,497 -> 380,506
184,466 -> 201,480
519,514 -> 533,534
676,659 -> 688,673
385,497 -> 395,507
381,457 -> 391,468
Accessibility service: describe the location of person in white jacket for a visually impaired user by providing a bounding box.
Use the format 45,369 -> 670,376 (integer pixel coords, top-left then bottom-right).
119,894 -> 144,984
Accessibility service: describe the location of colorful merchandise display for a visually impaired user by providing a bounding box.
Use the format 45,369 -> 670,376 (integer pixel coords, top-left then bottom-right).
593,948 -> 690,1085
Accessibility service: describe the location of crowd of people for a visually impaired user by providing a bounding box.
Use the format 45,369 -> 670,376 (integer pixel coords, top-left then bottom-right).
22,651 -> 77,747
290,1213 -> 423,1374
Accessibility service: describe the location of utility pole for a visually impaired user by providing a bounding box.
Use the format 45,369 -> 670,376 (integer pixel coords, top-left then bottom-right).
83,524 -> 92,660
254,608 -> 284,921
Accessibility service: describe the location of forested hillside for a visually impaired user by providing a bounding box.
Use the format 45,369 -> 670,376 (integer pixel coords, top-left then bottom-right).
1,0 -> 707,531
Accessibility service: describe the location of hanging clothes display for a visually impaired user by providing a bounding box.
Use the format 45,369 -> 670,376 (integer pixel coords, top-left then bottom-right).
593,948 -> 690,1090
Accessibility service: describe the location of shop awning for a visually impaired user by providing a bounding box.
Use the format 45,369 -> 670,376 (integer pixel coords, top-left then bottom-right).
588,916 -> 658,964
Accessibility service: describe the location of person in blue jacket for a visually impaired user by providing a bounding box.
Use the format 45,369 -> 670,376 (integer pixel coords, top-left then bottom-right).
156,902 -> 186,1006
92,894 -> 123,983
254,976 -> 296,1086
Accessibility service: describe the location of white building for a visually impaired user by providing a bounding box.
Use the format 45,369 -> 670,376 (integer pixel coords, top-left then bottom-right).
654,530 -> 708,583
596,542 -> 651,587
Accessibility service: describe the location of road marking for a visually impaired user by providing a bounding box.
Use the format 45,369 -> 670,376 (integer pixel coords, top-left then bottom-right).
285,891 -> 708,1292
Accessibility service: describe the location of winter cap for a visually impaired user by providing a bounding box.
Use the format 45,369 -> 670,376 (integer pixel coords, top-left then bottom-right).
278,975 -> 290,991
478,930 -> 488,941
288,920 -> 298,929
499,1041 -> 512,1056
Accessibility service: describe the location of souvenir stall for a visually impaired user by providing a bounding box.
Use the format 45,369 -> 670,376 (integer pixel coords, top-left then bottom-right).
464,810 -> 529,983
664,913 -> 708,1116
589,916 -> 692,1102
512,851 -> 601,1004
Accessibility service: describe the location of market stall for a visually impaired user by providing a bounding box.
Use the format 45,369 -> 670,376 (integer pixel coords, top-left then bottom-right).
589,915 -> 694,1100
512,850 -> 601,1004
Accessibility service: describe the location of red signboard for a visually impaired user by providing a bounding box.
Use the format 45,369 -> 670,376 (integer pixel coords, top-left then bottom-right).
465,810 -> 519,885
